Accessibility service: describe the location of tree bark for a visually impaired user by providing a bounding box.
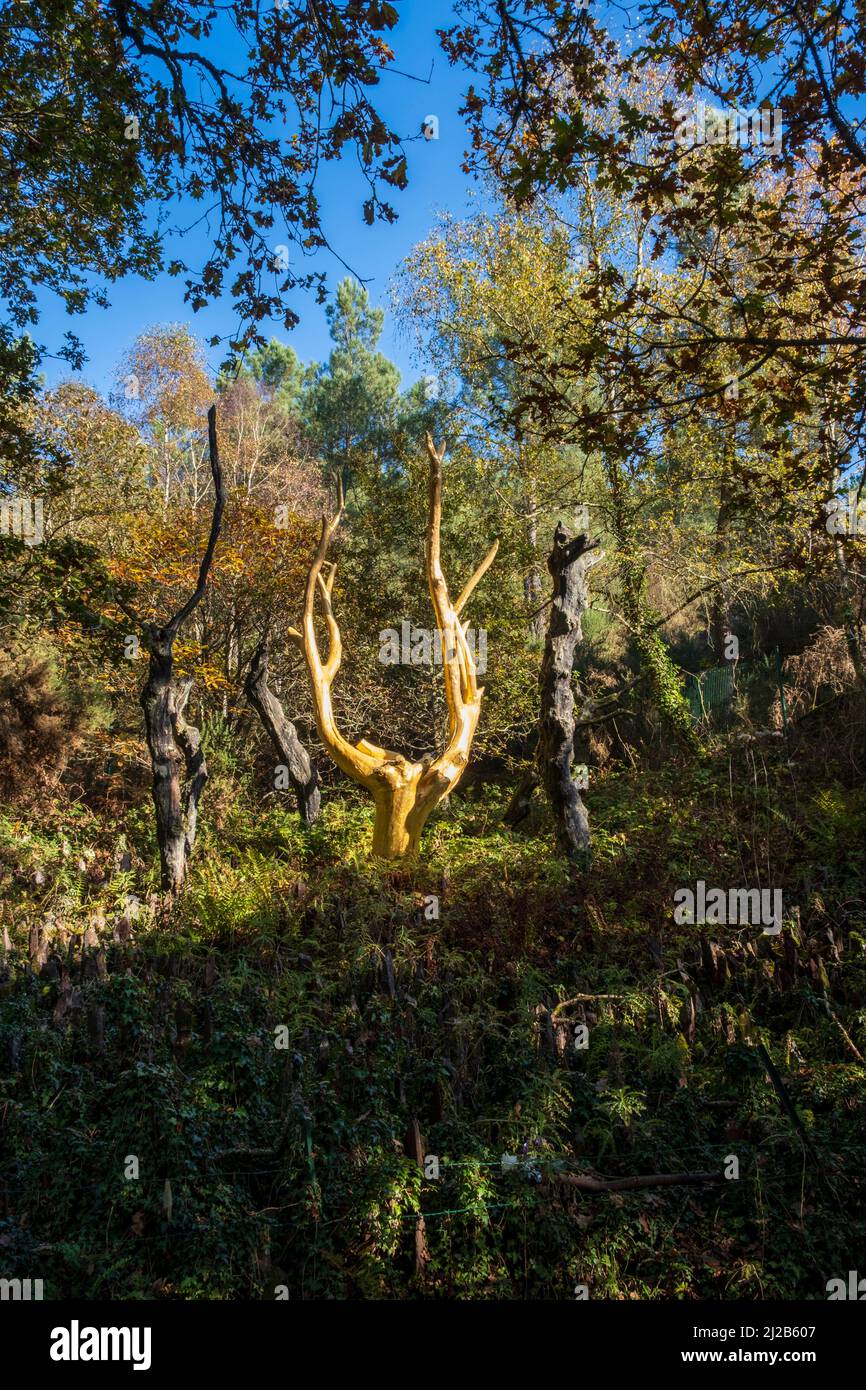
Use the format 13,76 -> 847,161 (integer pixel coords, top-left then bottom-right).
408,1117 -> 430,1277
538,522 -> 597,869
173,679 -> 208,857
245,636 -> 320,825
140,644 -> 208,894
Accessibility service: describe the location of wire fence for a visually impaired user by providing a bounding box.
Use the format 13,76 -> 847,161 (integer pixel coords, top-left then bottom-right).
684,648 -> 789,732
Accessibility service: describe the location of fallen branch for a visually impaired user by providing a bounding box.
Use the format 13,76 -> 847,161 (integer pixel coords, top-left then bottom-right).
826,1008 -> 865,1064
549,1170 -> 723,1193
755,1042 -> 819,1157
551,994 -> 626,1020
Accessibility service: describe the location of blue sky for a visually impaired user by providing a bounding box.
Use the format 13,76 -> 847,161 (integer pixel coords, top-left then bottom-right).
35,1 -> 481,397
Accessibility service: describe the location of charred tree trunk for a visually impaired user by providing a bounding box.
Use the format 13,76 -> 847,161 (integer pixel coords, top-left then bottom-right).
537,522 -> 598,869
173,679 -> 208,857
136,405 -> 225,895
140,634 -> 184,894
245,636 -> 320,825
140,660 -> 209,894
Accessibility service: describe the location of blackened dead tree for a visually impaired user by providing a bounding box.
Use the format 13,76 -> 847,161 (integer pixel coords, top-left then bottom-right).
539,522 -> 600,869
506,522 -> 600,870
132,404 -> 225,894
245,634 -> 320,825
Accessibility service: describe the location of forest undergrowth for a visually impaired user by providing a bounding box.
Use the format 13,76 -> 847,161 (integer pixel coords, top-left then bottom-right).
1,703 -> 864,1301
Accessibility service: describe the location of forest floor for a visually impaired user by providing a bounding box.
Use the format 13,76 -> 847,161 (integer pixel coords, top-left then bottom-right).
1,708 -> 865,1299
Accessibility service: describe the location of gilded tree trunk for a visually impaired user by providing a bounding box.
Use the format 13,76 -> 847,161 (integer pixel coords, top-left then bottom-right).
289,437 -> 496,860
365,739 -> 479,860
371,770 -> 427,859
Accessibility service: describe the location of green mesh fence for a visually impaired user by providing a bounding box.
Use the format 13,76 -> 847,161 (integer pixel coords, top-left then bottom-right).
685,663 -> 736,721
684,649 -> 787,728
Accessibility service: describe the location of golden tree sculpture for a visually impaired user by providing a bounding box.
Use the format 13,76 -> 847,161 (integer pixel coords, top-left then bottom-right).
289,435 -> 498,859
